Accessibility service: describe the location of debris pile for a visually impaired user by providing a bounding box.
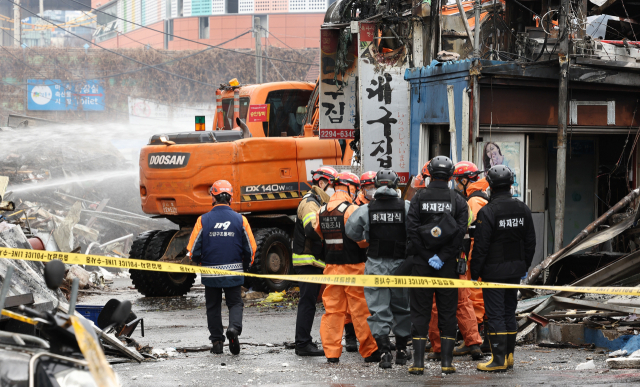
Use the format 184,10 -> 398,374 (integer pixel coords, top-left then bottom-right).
516,190 -> 640,369
0,125 -> 171,258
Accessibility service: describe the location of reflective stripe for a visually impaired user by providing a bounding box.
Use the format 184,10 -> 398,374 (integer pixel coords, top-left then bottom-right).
302,212 -> 315,226
325,239 -> 343,244
292,253 -> 326,268
201,263 -> 243,277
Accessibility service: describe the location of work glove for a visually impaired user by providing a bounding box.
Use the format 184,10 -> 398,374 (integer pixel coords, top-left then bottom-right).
428,255 -> 444,270
521,271 -> 528,280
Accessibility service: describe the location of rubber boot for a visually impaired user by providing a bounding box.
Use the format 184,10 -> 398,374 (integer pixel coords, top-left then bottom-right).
477,334 -> 508,372
453,343 -> 483,360
440,337 -> 456,374
506,332 -> 516,369
479,323 -> 491,353
395,336 -> 412,365
344,323 -> 358,353
408,337 -> 427,375
375,335 -> 393,369
364,349 -> 381,363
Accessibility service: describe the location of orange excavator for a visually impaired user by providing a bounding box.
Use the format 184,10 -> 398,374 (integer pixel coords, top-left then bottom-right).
129,80 -> 353,296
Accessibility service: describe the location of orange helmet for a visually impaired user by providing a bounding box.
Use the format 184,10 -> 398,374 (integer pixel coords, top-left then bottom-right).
311,166 -> 338,184
360,171 -> 376,186
454,161 -> 481,181
335,172 -> 361,189
210,180 -> 233,197
412,174 -> 425,188
421,161 -> 431,177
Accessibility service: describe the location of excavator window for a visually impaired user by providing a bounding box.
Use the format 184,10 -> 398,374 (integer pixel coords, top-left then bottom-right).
262,89 -> 312,137
221,97 -> 250,129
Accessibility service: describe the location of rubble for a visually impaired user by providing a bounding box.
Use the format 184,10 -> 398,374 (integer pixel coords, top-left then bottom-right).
576,360 -> 596,370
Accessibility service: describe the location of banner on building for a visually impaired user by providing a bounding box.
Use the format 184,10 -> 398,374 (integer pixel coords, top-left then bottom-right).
27,80 -> 105,111
357,23 -> 410,185
318,28 -> 358,140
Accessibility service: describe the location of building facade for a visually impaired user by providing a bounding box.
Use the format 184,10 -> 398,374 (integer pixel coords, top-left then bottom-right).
92,0 -> 330,49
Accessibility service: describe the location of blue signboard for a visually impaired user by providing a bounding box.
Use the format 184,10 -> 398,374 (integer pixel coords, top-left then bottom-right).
27,79 -> 105,111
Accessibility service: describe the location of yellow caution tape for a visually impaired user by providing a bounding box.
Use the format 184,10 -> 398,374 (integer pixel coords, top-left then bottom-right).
70,315 -> 119,387
2,246 -> 640,296
1,309 -> 37,325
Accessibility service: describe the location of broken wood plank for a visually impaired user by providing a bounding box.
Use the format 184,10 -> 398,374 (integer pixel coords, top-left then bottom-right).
552,296 -> 640,314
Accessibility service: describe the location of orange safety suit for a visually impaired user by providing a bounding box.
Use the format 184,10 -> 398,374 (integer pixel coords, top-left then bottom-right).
314,189 -> 378,359
428,178 -> 489,351
465,178 -> 489,323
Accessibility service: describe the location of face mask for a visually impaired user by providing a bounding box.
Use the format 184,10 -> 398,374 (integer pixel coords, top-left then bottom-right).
349,186 -> 357,200
364,187 -> 376,200
325,187 -> 335,196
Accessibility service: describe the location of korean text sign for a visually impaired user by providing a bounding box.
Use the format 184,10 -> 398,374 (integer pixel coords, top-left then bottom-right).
248,104 -> 270,122
358,23 -> 410,184
28,79 -> 105,111
319,29 -> 358,139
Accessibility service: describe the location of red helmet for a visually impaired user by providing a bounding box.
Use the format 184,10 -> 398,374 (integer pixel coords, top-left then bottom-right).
210,180 -> 233,197
454,161 -> 481,181
412,174 -> 425,188
360,171 -> 376,186
421,161 -> 431,177
311,166 -> 338,184
335,172 -> 361,189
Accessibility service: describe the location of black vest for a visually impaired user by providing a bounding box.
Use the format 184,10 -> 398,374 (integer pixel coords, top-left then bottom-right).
368,197 -> 407,259
292,191 -> 323,259
486,196 -> 527,265
319,202 -> 365,265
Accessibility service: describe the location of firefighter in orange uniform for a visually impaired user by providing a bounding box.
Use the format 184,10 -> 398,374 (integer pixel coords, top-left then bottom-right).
343,170 -> 375,352
314,172 -> 380,364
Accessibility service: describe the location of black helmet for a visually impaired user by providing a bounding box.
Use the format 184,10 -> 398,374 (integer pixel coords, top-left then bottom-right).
375,169 -> 399,188
427,156 -> 455,180
486,165 -> 514,189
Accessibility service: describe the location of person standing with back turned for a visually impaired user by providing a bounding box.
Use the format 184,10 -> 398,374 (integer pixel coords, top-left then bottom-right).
406,156 -> 469,375
187,180 -> 257,356
292,166 -> 337,356
346,169 -> 412,369
314,172 -> 380,364
471,165 -> 535,372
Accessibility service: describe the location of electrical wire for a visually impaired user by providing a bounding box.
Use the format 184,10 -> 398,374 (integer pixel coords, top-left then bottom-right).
59,0 -> 318,66
5,0 -> 229,89
1,27 -> 252,87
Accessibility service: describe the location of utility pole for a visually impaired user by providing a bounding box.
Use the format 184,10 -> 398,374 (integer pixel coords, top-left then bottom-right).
39,0 -> 43,16
472,0 -> 481,160
554,0 -> 570,252
255,17 -> 262,84
13,0 -> 21,47
428,0 -> 440,62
